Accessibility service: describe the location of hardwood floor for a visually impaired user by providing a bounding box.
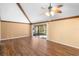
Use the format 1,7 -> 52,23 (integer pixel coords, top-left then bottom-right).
0,37 -> 79,56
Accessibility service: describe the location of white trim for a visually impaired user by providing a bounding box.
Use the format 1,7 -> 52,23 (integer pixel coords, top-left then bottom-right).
0,36 -> 28,41
46,23 -> 48,40
32,25 -> 34,37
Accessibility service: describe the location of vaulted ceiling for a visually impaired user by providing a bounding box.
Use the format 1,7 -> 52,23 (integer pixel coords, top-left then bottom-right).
0,3 -> 79,23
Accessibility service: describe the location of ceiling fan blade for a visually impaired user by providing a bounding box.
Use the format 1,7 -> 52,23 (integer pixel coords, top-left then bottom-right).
53,10 -> 62,13
52,7 -> 62,13
56,5 -> 63,8
56,10 -> 62,13
41,6 -> 46,9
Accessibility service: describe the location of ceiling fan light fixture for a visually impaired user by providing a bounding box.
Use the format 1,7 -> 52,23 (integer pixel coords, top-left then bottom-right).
44,3 -> 62,16
45,11 -> 54,16
50,11 -> 54,16
45,12 -> 50,16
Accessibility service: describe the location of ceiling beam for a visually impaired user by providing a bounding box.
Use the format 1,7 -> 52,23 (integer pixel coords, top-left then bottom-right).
16,3 -> 31,24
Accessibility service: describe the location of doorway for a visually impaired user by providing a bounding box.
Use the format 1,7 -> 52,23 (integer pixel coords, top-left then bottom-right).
32,24 -> 48,39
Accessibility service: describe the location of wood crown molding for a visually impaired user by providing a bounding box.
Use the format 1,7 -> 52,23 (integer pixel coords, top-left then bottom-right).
33,16 -> 79,24
0,20 -> 30,24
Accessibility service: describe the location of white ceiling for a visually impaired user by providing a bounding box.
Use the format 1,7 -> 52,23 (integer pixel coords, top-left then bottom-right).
0,3 -> 29,23
0,3 -> 79,23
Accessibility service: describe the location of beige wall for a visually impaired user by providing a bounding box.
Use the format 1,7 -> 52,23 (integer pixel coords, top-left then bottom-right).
48,17 -> 79,48
1,17 -> 79,49
1,21 -> 31,40
0,21 -> 1,39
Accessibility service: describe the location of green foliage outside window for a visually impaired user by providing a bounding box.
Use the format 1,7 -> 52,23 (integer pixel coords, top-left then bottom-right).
33,24 -> 47,36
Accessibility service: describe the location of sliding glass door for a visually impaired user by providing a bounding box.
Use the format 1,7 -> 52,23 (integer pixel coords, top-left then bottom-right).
32,24 -> 47,39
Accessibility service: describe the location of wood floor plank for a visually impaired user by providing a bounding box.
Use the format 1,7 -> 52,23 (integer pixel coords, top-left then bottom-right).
0,37 -> 79,56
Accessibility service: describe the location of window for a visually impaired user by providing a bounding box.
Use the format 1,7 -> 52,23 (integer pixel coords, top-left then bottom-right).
33,24 -> 47,36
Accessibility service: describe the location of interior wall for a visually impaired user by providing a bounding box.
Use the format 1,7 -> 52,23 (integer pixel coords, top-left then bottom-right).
1,21 -> 31,40
0,21 -> 1,39
48,17 -> 79,48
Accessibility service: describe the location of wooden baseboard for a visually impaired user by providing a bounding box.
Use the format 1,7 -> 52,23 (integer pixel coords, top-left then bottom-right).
1,36 -> 30,41
48,40 -> 79,50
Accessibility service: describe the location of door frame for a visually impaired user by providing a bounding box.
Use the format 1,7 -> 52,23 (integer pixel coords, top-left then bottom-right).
32,23 -> 48,39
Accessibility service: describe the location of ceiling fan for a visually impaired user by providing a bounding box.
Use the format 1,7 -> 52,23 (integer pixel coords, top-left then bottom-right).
41,3 -> 63,16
